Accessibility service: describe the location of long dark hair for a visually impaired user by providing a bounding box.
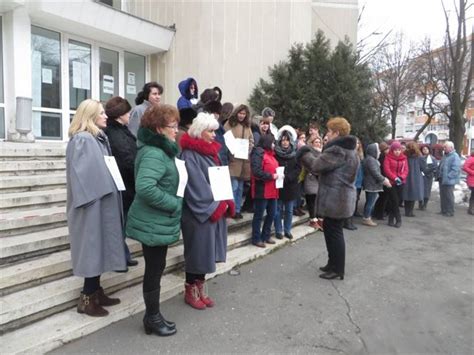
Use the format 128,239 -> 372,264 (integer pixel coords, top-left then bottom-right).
258,133 -> 275,150
228,104 -> 250,127
135,82 -> 164,105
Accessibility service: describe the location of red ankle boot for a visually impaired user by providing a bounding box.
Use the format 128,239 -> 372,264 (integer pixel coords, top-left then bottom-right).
195,279 -> 215,307
184,283 -> 206,310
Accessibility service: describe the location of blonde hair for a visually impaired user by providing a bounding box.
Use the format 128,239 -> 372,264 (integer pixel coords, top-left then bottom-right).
68,99 -> 102,138
327,117 -> 351,136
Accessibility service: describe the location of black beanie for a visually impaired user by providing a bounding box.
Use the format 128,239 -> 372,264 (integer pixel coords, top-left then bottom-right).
179,107 -> 197,127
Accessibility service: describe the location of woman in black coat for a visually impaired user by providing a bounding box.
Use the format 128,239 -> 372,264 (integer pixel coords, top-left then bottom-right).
274,126 -> 301,240
419,145 -> 438,210
104,96 -> 138,267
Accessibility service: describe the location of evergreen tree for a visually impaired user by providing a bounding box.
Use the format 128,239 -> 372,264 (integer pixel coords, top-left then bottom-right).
249,31 -> 389,143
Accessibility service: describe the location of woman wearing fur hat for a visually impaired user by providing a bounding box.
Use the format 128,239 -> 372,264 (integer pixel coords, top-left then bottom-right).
274,125 -> 301,240
297,117 -> 359,280
224,104 -> 254,219
104,96 -> 138,268
179,112 -> 235,309
383,141 -> 409,228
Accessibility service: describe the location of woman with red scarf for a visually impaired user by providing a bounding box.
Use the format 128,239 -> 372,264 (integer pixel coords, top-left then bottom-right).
180,112 -> 235,310
383,141 -> 409,228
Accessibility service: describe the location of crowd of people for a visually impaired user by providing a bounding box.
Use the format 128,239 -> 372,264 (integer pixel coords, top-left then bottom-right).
65,79 -> 474,337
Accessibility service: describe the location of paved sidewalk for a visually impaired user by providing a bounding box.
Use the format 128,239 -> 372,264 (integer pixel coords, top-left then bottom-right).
51,202 -> 473,354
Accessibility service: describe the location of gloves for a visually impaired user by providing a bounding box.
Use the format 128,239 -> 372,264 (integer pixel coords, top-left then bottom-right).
295,145 -> 312,161
394,177 -> 402,186
210,201 -> 228,222
226,200 -> 236,218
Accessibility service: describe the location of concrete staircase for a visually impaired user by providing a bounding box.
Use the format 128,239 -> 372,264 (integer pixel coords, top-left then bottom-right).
0,142 -> 315,354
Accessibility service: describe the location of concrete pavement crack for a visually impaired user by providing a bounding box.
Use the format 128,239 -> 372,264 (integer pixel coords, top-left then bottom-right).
331,282 -> 369,354
312,344 -> 346,353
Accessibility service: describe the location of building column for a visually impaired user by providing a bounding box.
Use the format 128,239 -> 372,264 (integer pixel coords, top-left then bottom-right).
4,6 -> 34,142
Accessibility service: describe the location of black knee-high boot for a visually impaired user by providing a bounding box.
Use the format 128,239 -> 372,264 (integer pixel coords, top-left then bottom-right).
143,288 -> 176,336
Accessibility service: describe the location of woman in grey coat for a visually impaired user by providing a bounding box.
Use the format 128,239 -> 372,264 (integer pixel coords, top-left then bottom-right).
361,143 -> 391,226
297,117 -> 359,280
402,142 -> 425,217
179,112 -> 235,310
127,82 -> 163,137
66,99 -> 126,317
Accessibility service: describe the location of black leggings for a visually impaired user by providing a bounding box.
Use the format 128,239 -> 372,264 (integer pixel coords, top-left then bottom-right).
186,273 -> 205,284
305,194 -> 317,219
83,275 -> 101,295
142,244 -> 168,293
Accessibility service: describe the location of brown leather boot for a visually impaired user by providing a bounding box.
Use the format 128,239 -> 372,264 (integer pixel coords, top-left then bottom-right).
96,287 -> 120,307
77,292 -> 109,317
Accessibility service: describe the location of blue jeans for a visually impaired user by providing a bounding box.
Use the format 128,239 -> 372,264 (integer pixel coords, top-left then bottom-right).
274,199 -> 295,234
231,177 -> 244,213
252,198 -> 277,243
363,191 -> 379,219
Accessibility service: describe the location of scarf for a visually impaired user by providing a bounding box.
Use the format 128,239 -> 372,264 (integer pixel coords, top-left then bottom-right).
179,132 -> 222,165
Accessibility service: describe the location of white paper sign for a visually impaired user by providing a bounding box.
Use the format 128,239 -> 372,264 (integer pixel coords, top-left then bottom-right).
42,68 -> 52,84
174,158 -> 188,197
224,130 -> 236,155
234,138 -> 250,160
103,75 -> 114,94
126,85 -> 136,95
103,156 -> 126,191
72,61 -> 90,90
276,166 -> 285,189
208,166 -> 234,201
127,72 -> 136,85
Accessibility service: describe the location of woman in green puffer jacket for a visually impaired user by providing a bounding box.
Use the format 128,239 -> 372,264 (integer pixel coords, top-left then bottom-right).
126,104 -> 182,337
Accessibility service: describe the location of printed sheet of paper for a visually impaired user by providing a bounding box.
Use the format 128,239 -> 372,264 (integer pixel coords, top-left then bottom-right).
234,138 -> 249,160
276,166 -> 285,189
174,157 -> 188,197
223,130 -> 236,155
208,166 -> 234,201
103,156 -> 125,191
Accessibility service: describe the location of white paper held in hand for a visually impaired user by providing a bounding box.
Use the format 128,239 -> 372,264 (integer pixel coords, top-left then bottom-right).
276,166 -> 285,189
223,130 -> 236,155
208,166 -> 234,201
234,138 -> 250,160
103,156 -> 126,191
174,158 -> 188,197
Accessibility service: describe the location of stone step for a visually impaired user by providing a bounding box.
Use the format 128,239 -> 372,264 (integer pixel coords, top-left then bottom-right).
1,224 -> 315,353
0,218 -> 268,295
0,209 -> 267,263
0,189 -> 67,211
0,142 -> 66,160
0,238 -> 143,295
0,160 -> 66,176
0,174 -> 66,193
0,206 -> 66,237
0,226 -> 70,264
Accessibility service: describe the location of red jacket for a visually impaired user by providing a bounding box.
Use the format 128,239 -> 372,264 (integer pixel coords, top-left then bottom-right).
251,147 -> 279,199
463,155 -> 474,187
383,150 -> 409,185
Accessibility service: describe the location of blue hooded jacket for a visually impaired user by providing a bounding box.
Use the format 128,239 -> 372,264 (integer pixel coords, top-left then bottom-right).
177,77 -> 198,110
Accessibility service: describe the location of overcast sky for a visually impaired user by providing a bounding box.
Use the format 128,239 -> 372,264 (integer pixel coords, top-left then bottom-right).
358,0 -> 472,49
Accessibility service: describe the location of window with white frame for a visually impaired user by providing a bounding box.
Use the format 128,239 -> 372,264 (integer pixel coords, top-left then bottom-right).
31,26 -> 62,139
31,25 -> 147,140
